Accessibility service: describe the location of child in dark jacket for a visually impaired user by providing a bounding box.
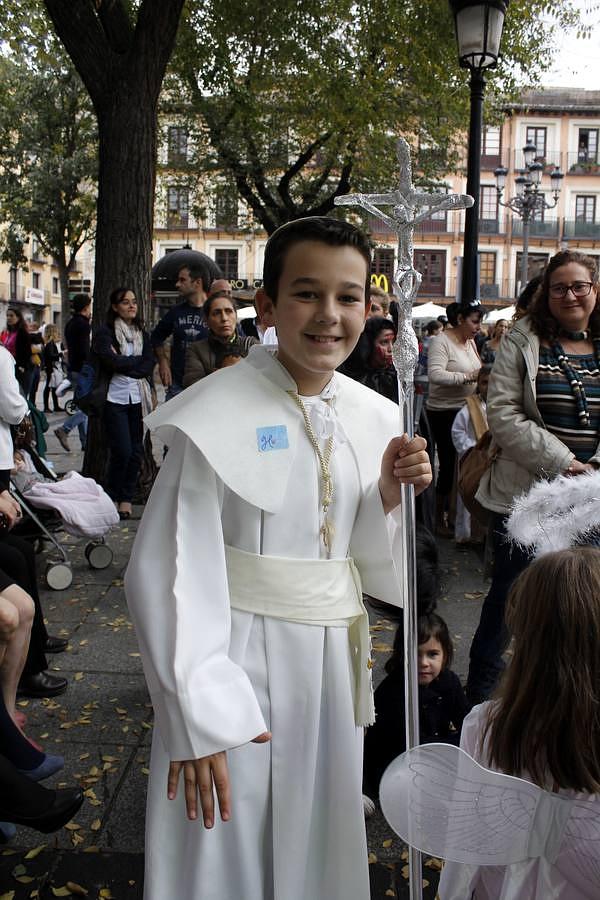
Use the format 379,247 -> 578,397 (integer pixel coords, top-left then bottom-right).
364,530 -> 469,804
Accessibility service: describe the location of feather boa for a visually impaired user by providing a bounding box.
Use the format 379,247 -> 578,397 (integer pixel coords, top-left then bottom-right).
506,470 -> 600,558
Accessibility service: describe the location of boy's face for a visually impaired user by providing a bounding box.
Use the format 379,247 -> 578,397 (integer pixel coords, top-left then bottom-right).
256,240 -> 369,394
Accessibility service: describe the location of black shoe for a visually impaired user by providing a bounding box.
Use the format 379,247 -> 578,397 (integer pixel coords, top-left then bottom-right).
18,671 -> 68,699
44,635 -> 68,654
0,787 -> 83,834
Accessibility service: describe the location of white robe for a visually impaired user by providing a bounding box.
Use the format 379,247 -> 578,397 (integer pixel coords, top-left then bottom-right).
125,347 -> 402,900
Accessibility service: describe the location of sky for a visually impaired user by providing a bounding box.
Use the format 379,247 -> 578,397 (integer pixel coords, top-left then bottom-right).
539,1 -> 600,90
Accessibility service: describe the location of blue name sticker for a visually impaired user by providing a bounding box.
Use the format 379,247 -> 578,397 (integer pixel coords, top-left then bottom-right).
256,425 -> 289,453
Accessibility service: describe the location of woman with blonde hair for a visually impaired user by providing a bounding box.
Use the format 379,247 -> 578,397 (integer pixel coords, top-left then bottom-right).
42,325 -> 62,413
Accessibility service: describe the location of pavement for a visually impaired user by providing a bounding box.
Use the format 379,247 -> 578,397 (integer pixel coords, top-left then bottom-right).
0,406 -> 489,900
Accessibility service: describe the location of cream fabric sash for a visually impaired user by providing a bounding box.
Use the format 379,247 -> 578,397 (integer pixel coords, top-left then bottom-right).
225,545 -> 375,726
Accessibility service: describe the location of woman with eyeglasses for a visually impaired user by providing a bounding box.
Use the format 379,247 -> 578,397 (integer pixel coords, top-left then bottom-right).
92,288 -> 155,519
466,250 -> 600,706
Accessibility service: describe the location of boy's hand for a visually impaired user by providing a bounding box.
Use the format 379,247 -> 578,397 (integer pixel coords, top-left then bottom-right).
167,731 -> 271,826
379,435 -> 432,514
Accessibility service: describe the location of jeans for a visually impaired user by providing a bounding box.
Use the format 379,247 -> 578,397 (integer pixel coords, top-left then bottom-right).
104,401 -> 144,503
466,513 -> 532,702
61,371 -> 88,447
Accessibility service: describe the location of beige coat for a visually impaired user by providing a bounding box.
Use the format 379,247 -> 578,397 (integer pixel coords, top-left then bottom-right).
477,316 -> 600,514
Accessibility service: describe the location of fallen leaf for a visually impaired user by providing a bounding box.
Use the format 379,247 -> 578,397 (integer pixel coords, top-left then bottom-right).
128,652 -> 140,658
65,883 -> 88,896
51,889 -> 73,898
382,839 -> 392,848
141,767 -> 150,776
385,892 -> 395,897
99,890 -> 114,899
63,822 -> 81,831
90,819 -> 101,831
83,846 -> 100,854
17,700 -> 29,708
14,877 -> 35,885
101,756 -> 117,763
425,857 -> 443,871
79,753 -> 90,761
368,852 -> 378,865
24,845 -> 46,860
401,864 -> 409,879
12,864 -> 26,876
0,891 -> 16,899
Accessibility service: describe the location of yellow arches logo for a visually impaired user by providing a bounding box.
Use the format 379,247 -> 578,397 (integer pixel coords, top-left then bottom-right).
370,273 -> 389,292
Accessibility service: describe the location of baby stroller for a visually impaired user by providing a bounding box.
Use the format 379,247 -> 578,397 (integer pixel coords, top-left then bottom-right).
11,441 -> 118,591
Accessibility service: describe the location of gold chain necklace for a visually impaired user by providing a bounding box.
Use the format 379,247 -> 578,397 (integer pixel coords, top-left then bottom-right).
287,391 -> 335,554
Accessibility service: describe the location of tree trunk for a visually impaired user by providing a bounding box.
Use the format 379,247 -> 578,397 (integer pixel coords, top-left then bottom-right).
91,95 -> 156,328
83,93 -> 157,486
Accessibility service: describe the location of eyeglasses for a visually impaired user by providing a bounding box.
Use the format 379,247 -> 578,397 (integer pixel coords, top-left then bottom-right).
549,281 -> 594,299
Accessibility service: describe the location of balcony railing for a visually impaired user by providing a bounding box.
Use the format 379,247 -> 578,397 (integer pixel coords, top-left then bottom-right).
512,149 -> 562,175
479,217 -> 507,235
563,219 -> 600,239
511,218 -> 560,238
567,151 -> 600,175
414,215 -> 450,234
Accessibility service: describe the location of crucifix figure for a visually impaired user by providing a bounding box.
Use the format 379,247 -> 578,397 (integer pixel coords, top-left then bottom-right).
335,138 -> 473,900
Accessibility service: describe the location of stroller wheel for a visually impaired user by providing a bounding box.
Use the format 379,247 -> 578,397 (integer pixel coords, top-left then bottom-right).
85,542 -> 113,570
64,399 -> 77,415
45,562 -> 73,591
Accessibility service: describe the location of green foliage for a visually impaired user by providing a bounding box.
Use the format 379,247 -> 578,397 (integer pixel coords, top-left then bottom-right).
0,47 -> 97,272
166,0 -> 582,232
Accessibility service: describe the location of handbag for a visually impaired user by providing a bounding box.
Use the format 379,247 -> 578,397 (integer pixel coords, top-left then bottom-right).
49,364 -> 63,390
75,352 -> 108,417
457,396 -> 494,525
458,432 -> 494,525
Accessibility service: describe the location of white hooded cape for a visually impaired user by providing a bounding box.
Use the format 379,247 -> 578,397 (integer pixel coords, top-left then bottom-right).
125,346 -> 403,900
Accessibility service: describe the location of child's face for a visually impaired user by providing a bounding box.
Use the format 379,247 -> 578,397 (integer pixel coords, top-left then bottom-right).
256,240 -> 368,394
477,372 -> 490,401
418,637 -> 444,685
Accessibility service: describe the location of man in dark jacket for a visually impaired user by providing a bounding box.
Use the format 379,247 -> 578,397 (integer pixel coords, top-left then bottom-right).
54,294 -> 91,452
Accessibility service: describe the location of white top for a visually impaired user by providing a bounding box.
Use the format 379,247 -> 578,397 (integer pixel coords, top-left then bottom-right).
106,338 -> 141,405
426,331 -> 480,411
0,345 -> 28,469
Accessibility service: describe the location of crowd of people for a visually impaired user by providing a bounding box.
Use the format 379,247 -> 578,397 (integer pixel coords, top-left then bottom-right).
0,227 -> 598,898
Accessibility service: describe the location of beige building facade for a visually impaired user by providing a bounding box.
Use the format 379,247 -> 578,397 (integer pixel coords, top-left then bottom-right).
154,88 -> 600,313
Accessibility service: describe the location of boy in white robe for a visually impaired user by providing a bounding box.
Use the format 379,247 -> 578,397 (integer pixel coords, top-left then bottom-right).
125,217 -> 432,900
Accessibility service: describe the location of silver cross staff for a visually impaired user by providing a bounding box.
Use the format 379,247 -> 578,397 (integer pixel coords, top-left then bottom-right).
335,138 -> 473,900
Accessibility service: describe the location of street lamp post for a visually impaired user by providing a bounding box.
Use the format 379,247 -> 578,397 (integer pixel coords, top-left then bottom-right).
449,0 -> 509,304
495,146 -> 564,289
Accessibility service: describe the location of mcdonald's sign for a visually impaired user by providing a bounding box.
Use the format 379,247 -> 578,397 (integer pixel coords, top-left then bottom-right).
370,273 -> 390,293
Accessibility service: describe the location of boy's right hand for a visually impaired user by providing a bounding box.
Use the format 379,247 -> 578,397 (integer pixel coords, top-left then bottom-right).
167,731 -> 271,826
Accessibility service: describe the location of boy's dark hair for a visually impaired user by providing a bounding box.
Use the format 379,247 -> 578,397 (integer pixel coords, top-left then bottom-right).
71,293 -> 91,314
425,320 -> 441,335
178,264 -> 212,294
262,216 -> 372,303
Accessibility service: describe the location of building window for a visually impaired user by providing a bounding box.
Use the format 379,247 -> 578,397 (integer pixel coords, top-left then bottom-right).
479,186 -> 498,233
167,186 -> 189,228
32,272 -> 40,289
372,248 -> 395,277
482,126 -> 501,166
576,195 -> 596,222
525,126 -> 547,161
52,277 -> 59,295
515,252 -> 548,290
578,128 -> 598,164
478,252 -> 496,285
215,248 -> 239,280
167,127 -> 188,166
214,186 -> 238,229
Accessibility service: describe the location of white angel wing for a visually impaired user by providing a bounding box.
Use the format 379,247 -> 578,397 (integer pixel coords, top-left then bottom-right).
555,798 -> 600,896
379,743 -> 540,865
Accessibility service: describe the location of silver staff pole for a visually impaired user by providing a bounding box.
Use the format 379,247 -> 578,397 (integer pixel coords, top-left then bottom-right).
336,139 -> 473,900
